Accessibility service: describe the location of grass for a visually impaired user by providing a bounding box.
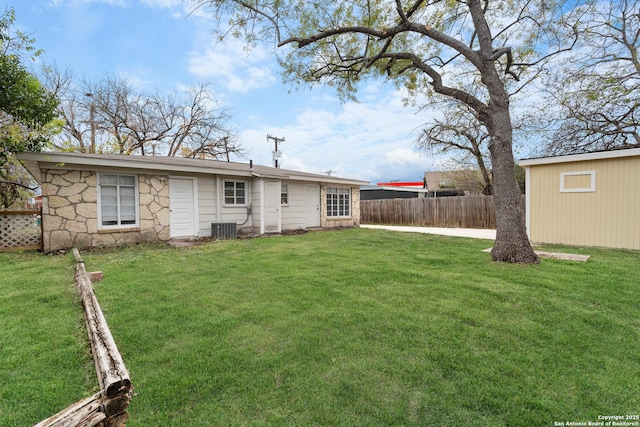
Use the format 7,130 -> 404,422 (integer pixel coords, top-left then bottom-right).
1,228 -> 639,426
0,251 -> 94,426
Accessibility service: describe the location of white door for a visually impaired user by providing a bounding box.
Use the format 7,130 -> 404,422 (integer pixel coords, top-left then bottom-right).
170,177 -> 196,238
305,184 -> 321,227
264,181 -> 280,233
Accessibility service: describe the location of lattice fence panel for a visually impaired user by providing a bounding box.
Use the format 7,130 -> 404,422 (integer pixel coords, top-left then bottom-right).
0,211 -> 42,251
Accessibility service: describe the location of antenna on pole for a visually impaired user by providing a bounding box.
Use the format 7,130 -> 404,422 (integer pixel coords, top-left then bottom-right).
267,134 -> 285,168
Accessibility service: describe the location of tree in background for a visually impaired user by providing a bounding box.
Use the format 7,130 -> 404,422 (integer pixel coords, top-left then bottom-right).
416,103 -> 493,195
193,0 -> 589,262
0,8 -> 58,163
0,8 -> 59,208
46,69 -> 242,160
541,0 -> 639,154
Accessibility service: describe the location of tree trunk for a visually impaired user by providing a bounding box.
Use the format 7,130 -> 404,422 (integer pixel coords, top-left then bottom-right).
487,107 -> 538,263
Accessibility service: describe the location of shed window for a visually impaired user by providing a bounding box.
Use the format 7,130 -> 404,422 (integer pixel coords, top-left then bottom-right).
327,187 -> 351,217
98,174 -> 138,227
560,171 -> 596,193
224,180 -> 246,205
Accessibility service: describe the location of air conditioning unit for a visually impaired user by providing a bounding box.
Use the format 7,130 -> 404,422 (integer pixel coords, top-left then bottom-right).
212,222 -> 237,240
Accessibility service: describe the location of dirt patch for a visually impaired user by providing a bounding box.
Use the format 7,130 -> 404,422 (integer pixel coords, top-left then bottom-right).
482,247 -> 590,262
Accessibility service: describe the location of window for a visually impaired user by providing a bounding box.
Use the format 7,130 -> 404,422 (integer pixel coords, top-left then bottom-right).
281,183 -> 289,205
560,171 -> 596,193
224,180 -> 246,205
98,174 -> 138,227
326,187 -> 351,217
439,178 -> 455,189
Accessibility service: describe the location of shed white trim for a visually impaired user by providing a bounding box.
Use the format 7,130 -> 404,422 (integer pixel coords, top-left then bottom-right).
519,148 -> 640,167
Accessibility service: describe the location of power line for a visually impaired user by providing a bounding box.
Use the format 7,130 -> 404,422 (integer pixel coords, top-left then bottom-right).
267,134 -> 285,168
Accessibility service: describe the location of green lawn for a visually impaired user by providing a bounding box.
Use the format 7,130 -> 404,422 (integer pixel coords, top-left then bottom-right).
1,228 -> 639,426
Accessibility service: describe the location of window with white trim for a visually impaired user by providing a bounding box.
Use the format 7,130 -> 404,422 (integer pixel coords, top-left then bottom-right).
560,171 -> 596,193
281,183 -> 289,205
224,180 -> 246,205
326,187 -> 351,217
98,174 -> 138,227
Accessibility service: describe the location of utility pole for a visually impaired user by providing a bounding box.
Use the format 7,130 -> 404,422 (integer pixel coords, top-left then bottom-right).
267,134 -> 285,168
85,93 -> 96,153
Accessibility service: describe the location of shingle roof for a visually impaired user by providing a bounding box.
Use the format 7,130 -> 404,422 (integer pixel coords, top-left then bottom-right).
18,152 -> 369,186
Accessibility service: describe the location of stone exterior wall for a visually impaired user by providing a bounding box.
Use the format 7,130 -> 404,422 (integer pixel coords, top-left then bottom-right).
41,169 -> 170,252
320,185 -> 361,228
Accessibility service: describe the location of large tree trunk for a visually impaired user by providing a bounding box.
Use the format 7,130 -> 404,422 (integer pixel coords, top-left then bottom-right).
487,107 -> 538,263
466,0 -> 537,263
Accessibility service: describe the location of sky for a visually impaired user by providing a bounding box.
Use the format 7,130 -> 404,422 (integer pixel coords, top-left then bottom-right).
10,0 -> 447,184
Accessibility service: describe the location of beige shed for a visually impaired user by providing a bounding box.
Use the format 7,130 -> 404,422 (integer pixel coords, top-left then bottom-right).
520,148 -> 640,250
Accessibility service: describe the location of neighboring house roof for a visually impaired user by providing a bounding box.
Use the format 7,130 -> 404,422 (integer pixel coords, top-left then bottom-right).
520,147 -> 640,167
375,181 -> 425,187
18,152 -> 369,186
360,185 -> 428,200
423,171 -> 452,190
360,185 -> 428,193
423,170 -> 488,194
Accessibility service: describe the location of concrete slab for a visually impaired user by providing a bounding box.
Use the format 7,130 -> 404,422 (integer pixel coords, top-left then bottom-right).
481,247 -> 590,262
360,224 -> 496,240
360,225 -> 590,262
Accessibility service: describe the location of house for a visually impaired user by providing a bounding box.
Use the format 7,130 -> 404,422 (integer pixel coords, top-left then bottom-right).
17,152 -> 368,253
360,182 -> 428,200
519,148 -> 640,250
424,170 -> 486,196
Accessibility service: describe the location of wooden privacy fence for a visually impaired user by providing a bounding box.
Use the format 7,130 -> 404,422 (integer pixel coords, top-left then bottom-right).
35,249 -> 132,427
360,195 -> 526,229
0,209 -> 42,251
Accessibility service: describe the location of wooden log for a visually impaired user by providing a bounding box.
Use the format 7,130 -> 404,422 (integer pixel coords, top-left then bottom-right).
72,249 -> 132,414
89,271 -> 104,282
102,411 -> 129,427
33,391 -> 106,427
35,251 -> 132,427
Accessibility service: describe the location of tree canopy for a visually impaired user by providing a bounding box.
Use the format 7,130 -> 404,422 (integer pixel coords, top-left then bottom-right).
192,0 -> 589,262
45,69 -> 242,160
541,0 -> 639,154
0,7 -> 58,165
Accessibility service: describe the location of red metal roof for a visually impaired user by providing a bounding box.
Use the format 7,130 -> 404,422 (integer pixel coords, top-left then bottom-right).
376,181 -> 424,187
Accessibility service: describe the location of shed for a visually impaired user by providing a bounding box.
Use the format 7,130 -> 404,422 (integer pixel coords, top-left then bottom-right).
519,148 -> 640,250
18,152 -> 368,253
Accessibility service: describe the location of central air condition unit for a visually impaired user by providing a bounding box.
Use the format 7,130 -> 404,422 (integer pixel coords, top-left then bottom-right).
212,222 -> 237,240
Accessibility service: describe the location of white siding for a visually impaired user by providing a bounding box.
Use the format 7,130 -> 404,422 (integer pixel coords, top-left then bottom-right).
215,175 -> 253,232
281,181 -> 306,230
250,177 -> 262,233
196,174 -> 216,237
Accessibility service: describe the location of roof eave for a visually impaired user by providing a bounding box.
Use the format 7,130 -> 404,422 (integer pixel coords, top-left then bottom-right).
520,147 -> 640,167
17,152 -> 368,186
17,152 -> 255,177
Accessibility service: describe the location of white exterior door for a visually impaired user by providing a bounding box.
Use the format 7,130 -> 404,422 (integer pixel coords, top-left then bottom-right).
305,184 -> 321,227
170,177 -> 197,238
264,181 -> 280,233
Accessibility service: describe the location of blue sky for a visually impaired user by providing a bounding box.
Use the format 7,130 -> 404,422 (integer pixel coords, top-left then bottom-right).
11,0 -> 444,183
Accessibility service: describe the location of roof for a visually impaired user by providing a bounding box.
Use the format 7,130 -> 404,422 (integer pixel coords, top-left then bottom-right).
375,181 -> 424,187
361,185 -> 428,193
17,152 -> 369,186
519,147 -> 640,167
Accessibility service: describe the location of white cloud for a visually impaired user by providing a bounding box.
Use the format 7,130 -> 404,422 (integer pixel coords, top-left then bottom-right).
187,38 -> 277,92
238,88 -> 440,182
140,0 -> 182,8
47,0 -> 129,6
